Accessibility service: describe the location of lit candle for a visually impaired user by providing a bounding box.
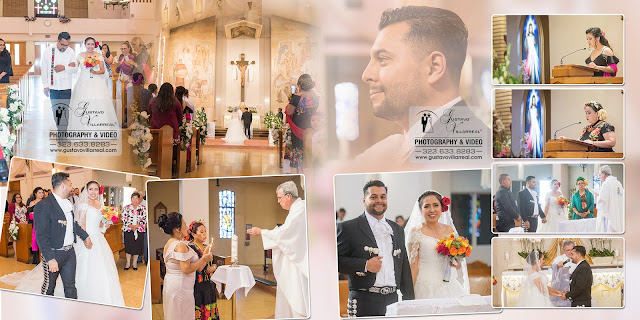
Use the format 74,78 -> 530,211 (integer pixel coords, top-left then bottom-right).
231,234 -> 238,264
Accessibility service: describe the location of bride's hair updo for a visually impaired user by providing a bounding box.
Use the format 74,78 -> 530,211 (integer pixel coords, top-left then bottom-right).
84,37 -> 96,45
526,250 -> 543,265
418,190 -> 443,207
86,180 -> 100,189
550,179 -> 560,188
158,212 -> 183,235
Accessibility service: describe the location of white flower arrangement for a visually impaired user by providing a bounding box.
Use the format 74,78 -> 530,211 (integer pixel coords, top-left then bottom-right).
1,85 -> 24,159
364,246 -> 380,256
179,116 -> 193,151
192,108 -> 208,145
127,109 -> 153,171
8,219 -> 18,241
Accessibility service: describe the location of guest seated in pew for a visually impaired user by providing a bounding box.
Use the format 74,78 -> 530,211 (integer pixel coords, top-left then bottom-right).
175,86 -> 191,115
148,83 -> 158,98
149,82 -> 183,143
579,101 -> 616,152
127,72 -> 152,113
585,27 -> 619,77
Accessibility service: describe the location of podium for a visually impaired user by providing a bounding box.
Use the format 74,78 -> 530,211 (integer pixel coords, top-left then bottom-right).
551,65 -> 623,84
544,139 -> 622,158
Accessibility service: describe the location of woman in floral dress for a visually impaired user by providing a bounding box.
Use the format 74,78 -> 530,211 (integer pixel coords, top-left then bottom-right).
186,221 -> 220,320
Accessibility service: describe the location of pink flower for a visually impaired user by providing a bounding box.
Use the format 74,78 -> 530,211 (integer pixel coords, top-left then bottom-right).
111,216 -> 119,223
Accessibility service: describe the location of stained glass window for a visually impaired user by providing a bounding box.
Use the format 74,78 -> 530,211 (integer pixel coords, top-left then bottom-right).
219,190 -> 235,238
35,0 -> 59,18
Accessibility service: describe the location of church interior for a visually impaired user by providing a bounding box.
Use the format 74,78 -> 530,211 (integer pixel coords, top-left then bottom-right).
146,175 -> 305,320
0,0 -> 320,178
333,169 -> 493,316
493,89 -> 623,158
492,237 -> 624,308
0,158 -> 155,308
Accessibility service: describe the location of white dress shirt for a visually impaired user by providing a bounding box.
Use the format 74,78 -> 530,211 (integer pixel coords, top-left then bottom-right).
527,187 -> 539,217
40,46 -> 78,90
52,192 -> 75,246
364,212 -> 396,287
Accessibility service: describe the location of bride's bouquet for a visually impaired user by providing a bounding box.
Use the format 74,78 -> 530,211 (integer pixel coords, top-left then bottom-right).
101,206 -> 120,225
556,196 -> 569,208
436,233 -> 472,282
83,56 -> 100,78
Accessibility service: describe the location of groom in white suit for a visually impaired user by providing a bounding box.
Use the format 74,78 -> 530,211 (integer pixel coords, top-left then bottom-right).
40,32 -> 77,131
247,181 -> 309,318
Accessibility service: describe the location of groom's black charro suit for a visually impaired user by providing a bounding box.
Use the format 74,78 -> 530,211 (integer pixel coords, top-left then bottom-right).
34,194 -> 89,298
517,188 -> 545,232
337,213 -> 414,317
565,260 -> 593,307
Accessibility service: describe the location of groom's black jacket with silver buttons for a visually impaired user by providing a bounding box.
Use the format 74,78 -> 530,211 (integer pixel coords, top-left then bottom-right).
34,195 -> 90,262
337,213 -> 415,300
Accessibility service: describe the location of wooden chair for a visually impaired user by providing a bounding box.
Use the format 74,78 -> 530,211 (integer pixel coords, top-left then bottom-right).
104,221 -> 125,254
338,279 -> 349,317
467,260 -> 491,296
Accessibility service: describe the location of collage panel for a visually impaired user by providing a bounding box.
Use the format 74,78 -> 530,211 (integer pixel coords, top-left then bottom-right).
492,14 -> 624,85
146,175 -> 309,320
334,169 -> 497,317
492,236 -> 624,308
492,162 -> 624,234
493,89 -> 623,159
0,157 -> 157,309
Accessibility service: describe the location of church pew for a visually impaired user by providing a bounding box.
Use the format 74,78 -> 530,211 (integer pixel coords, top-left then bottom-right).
303,128 -> 314,171
338,279 -> 349,317
195,128 -> 203,165
150,259 -> 163,304
16,223 -> 32,263
174,144 -> 187,179
104,221 -> 125,254
188,127 -> 197,172
0,213 -> 10,257
148,125 -> 174,179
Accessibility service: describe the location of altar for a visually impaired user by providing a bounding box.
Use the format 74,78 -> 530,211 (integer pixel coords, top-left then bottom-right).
223,114 -> 262,130
385,295 -> 496,316
558,218 -> 597,233
501,267 -> 624,307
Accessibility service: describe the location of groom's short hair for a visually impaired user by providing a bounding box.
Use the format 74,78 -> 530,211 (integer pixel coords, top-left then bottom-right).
51,172 -> 70,189
573,245 -> 587,258
363,180 -> 387,196
525,176 -> 536,183
58,32 -> 71,41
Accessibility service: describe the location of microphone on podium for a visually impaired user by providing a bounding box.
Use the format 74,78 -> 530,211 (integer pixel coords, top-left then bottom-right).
560,48 -> 587,66
554,122 -> 581,140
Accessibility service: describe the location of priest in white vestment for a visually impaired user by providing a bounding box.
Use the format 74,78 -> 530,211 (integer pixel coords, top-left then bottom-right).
596,165 -> 624,233
550,240 -> 577,307
248,181 -> 309,318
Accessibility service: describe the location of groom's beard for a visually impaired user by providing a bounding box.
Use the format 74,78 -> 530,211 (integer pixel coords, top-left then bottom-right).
366,203 -> 387,217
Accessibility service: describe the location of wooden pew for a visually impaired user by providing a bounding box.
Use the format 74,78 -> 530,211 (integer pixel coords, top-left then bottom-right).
148,125 -> 174,179
188,127 -> 197,172
195,128 -> 203,165
150,259 -> 163,304
16,223 -> 32,263
339,279 -> 349,317
0,213 -> 10,257
104,221 -> 125,254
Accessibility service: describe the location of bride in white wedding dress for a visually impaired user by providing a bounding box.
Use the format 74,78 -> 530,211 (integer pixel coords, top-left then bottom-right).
66,37 -> 120,136
537,179 -> 567,233
0,181 -> 124,306
516,250 -> 561,307
405,191 -> 470,299
222,107 -> 248,145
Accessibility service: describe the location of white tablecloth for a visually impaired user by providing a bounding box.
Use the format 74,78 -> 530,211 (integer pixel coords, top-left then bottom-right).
207,122 -> 216,138
558,218 -> 597,233
385,295 -> 496,316
210,265 -> 256,299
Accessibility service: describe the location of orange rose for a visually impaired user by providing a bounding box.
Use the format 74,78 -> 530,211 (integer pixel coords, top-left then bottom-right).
465,249 -> 471,257
450,247 -> 458,256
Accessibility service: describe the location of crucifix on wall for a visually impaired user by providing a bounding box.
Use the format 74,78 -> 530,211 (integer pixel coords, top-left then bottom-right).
231,53 -> 255,102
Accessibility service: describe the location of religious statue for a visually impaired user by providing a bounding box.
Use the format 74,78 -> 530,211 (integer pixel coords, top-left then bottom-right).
231,53 -> 255,101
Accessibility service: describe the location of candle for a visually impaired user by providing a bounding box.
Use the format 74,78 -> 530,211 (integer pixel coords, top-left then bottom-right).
231,234 -> 238,263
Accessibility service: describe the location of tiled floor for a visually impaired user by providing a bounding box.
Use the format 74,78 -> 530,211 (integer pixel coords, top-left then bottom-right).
14,76 -> 283,178
0,248 -> 146,308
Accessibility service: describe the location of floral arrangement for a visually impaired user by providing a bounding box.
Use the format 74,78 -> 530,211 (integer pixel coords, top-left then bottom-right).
436,234 -> 472,262
179,115 -> 193,151
58,15 -> 71,24
101,206 -> 120,225
517,238 -> 547,259
556,196 -> 569,208
263,111 -> 284,130
1,85 -> 25,159
364,246 -> 380,256
83,56 -> 100,68
192,108 -> 208,145
8,219 -> 18,241
493,43 -> 523,84
127,109 -> 152,171
24,16 -> 37,22
589,239 -> 615,257
492,276 -> 498,286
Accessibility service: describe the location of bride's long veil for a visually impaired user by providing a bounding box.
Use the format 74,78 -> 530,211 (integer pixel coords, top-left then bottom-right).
404,196 -> 471,294
517,250 -> 550,307
74,187 -> 104,233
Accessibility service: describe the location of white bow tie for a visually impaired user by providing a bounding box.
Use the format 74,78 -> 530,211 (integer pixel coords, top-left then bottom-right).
374,220 -> 394,237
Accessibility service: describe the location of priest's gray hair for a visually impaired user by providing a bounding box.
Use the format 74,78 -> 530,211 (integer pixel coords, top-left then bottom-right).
277,181 -> 298,198
599,165 -> 612,176
562,240 -> 576,249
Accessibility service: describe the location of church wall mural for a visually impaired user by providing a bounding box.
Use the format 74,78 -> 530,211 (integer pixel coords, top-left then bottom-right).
270,16 -> 319,112
164,16 -> 216,114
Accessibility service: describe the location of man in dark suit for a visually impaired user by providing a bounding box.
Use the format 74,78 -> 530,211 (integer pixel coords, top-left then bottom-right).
517,176 -> 545,232
494,174 -> 523,232
562,245 -> 593,307
34,172 -> 92,299
337,180 -> 414,317
277,107 -> 284,121
241,107 -> 252,139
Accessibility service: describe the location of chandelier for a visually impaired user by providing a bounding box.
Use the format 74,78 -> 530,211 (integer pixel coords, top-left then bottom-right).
102,0 -> 131,10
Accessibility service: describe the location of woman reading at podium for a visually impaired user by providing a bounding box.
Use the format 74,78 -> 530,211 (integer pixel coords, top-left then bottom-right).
579,101 -> 616,152
585,27 -> 619,77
